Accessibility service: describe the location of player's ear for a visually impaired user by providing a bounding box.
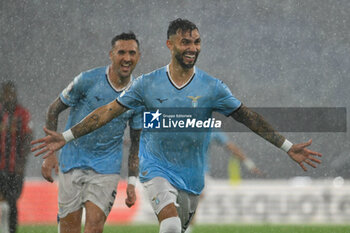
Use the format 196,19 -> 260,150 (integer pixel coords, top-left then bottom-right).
137,46 -> 141,57
135,51 -> 141,63
166,39 -> 173,50
109,50 -> 113,60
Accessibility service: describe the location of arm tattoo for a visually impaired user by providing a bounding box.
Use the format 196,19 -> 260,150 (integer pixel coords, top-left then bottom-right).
46,97 -> 69,131
128,128 -> 141,177
70,101 -> 126,139
231,105 -> 285,147
73,113 -> 102,137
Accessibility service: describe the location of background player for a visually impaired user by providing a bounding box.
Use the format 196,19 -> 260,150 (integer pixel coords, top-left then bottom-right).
31,19 -> 322,233
208,131 -> 262,178
0,81 -> 33,233
39,32 -> 142,233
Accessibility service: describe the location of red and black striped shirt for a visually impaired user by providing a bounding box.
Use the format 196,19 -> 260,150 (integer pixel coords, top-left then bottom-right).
0,104 -> 32,174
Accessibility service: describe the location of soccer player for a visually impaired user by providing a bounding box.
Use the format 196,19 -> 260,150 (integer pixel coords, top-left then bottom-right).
209,131 -> 262,177
0,81 -> 33,233
32,19 -> 322,233
38,32 -> 142,233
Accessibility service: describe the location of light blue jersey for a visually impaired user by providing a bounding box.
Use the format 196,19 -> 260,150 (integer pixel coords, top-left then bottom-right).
117,65 -> 241,194
59,66 -> 142,174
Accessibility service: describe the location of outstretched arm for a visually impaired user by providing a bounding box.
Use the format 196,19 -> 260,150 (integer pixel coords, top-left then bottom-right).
231,105 -> 285,147
125,128 -> 141,208
71,100 -> 126,139
41,98 -> 69,182
31,100 -> 126,158
231,104 -> 322,171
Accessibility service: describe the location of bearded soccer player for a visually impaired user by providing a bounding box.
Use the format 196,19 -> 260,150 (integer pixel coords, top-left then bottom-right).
32,19 -> 322,233
38,32 -> 142,233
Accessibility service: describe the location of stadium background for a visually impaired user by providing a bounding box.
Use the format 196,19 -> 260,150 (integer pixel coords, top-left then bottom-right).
0,0 -> 349,229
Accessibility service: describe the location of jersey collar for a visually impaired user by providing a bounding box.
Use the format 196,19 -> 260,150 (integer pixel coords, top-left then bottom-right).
166,64 -> 196,90
106,66 -> 133,92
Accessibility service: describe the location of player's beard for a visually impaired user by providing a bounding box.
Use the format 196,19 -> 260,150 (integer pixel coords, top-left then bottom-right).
118,69 -> 132,79
175,51 -> 199,69
115,63 -> 134,79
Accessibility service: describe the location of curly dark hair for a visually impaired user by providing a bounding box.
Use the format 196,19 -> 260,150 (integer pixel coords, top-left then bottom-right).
167,18 -> 198,39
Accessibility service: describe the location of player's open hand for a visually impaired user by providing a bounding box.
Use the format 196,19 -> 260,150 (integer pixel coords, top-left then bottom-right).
31,127 -> 66,159
125,184 -> 136,208
250,167 -> 264,177
41,153 -> 59,183
287,139 -> 322,171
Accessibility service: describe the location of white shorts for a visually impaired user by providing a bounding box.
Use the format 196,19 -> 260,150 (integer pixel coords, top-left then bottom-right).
142,177 -> 199,232
58,169 -> 120,218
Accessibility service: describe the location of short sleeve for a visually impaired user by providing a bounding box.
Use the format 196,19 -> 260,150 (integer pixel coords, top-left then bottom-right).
59,73 -> 86,107
213,80 -> 241,116
129,109 -> 143,130
117,75 -> 144,109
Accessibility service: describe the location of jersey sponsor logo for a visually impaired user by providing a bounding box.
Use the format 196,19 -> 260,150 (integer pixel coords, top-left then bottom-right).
143,109 -> 222,130
187,96 -> 201,108
143,109 -> 162,129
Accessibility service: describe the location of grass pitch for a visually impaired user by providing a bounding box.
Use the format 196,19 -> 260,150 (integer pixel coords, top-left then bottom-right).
18,224 -> 350,233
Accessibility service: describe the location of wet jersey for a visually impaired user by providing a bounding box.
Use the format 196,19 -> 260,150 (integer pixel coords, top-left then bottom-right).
117,65 -> 241,194
59,66 -> 142,174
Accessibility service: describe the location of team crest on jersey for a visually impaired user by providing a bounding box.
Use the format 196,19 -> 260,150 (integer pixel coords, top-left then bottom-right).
187,96 -> 201,108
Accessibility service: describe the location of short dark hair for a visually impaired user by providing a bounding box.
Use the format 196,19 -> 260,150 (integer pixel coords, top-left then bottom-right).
1,81 -> 16,91
111,31 -> 139,48
167,18 -> 198,39
1,81 -> 16,102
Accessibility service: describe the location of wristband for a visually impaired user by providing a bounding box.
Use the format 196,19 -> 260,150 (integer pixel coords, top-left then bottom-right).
128,176 -> 137,186
243,158 -> 256,170
280,139 -> 293,152
62,129 -> 75,143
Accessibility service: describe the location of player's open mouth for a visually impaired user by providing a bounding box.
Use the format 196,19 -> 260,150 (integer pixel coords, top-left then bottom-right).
121,63 -> 131,71
184,53 -> 196,62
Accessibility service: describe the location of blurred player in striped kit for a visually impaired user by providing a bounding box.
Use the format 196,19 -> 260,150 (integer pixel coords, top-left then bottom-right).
0,81 -> 33,233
